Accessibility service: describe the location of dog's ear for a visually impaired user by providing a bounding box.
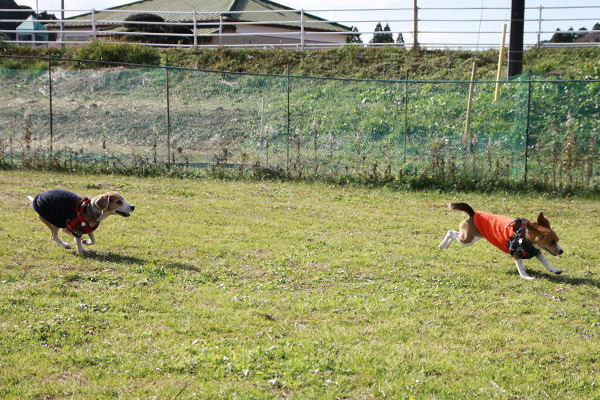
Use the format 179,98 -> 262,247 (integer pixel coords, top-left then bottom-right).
94,195 -> 110,212
525,221 -> 541,235
537,212 -> 551,228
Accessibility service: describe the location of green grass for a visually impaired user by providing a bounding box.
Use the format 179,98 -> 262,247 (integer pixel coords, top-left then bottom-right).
1,170 -> 599,399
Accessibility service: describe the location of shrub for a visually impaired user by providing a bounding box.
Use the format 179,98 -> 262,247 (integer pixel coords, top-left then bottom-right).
74,41 -> 161,66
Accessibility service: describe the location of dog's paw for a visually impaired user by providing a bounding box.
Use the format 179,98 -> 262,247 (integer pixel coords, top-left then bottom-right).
521,275 -> 536,280
554,269 -> 563,275
62,243 -> 71,249
82,239 -> 93,245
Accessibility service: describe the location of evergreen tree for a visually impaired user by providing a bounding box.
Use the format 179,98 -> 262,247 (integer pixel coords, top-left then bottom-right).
396,32 -> 405,47
370,22 -> 383,43
346,26 -> 363,44
381,23 -> 394,43
370,22 -> 394,44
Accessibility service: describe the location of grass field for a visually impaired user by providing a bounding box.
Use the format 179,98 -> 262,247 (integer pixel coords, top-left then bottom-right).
1,170 -> 599,399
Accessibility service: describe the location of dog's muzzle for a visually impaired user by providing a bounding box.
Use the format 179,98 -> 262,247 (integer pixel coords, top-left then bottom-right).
117,205 -> 134,217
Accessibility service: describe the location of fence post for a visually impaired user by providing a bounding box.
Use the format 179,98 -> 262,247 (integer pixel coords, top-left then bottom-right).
91,9 -> 97,40
166,56 -> 172,168
524,70 -> 532,183
403,70 -> 409,163
300,9 -> 305,50
219,14 -> 223,46
537,5 -> 542,47
286,64 -> 290,175
413,0 -> 418,51
193,11 -> 198,49
259,97 -> 264,161
48,55 -> 53,158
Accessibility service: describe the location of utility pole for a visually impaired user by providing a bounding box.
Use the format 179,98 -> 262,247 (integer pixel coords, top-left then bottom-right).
60,0 -> 65,47
508,0 -> 524,77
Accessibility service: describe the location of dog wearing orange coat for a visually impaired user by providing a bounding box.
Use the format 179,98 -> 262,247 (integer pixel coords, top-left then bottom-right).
439,203 -> 563,280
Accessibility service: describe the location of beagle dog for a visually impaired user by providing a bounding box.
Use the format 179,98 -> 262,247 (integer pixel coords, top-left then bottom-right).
439,203 -> 563,280
28,189 -> 134,253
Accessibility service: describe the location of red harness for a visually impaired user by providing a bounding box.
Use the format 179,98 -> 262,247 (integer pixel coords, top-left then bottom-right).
65,198 -> 98,238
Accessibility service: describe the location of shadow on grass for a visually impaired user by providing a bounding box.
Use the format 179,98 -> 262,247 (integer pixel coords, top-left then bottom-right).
544,273 -> 600,288
509,269 -> 600,287
82,251 -> 200,272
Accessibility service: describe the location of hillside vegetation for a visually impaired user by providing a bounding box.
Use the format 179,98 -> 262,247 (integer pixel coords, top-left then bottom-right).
1,40 -> 600,80
1,42 -> 599,195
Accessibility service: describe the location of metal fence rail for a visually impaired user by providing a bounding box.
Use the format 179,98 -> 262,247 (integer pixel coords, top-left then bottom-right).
1,55 -> 598,190
1,4 -> 599,49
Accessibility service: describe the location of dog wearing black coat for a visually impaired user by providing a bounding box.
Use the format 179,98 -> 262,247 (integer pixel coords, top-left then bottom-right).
28,189 -> 134,252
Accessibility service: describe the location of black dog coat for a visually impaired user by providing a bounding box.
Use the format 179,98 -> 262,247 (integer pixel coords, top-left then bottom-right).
32,189 -> 82,228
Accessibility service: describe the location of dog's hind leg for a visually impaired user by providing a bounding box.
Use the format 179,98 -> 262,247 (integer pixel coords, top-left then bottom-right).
536,253 -> 562,275
439,218 -> 480,250
40,217 -> 71,249
51,227 -> 72,249
439,230 -> 480,249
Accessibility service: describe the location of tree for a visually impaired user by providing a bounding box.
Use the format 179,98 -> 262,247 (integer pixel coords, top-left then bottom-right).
346,26 -> 362,44
370,22 -> 394,44
0,0 -> 34,40
549,27 -> 574,43
36,11 -> 57,22
382,23 -> 394,43
124,13 -> 192,44
396,32 -> 405,46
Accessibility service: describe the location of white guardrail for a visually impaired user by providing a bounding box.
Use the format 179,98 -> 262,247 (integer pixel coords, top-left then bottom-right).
0,5 -> 599,49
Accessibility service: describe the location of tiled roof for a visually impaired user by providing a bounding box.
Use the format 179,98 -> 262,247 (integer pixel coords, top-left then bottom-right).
16,16 -> 48,31
62,0 -> 351,32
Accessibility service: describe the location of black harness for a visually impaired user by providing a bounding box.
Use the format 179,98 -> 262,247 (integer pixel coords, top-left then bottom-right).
506,219 -> 541,259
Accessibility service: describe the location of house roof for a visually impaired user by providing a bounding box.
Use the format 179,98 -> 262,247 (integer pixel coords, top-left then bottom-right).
16,15 -> 48,31
60,0 -> 352,32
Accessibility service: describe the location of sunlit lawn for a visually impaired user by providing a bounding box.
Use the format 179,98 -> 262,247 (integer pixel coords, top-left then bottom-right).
0,170 -> 599,399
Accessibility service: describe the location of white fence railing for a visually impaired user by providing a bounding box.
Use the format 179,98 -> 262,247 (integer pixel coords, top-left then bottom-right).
1,5 -> 599,49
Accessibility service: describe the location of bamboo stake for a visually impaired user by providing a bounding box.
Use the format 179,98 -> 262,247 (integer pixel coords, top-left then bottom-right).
464,60 -> 477,138
494,23 -> 507,102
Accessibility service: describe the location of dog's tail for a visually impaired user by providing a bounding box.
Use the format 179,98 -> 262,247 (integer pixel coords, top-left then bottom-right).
27,195 -> 35,207
449,202 -> 475,218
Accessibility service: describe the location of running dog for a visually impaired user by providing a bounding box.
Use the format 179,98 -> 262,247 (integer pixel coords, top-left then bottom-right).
28,189 -> 134,253
439,203 -> 563,280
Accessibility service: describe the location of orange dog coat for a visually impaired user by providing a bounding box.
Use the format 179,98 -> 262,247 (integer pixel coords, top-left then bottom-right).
473,212 -> 515,254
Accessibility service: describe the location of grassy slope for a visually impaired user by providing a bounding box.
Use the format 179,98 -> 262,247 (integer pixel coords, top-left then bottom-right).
1,170 -> 599,398
2,41 -> 600,80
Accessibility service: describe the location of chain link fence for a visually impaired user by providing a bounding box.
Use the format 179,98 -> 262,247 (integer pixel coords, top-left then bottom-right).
1,55 -> 598,190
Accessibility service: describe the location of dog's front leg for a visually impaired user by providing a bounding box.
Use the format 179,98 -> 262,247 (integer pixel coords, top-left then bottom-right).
514,258 -> 535,280
74,236 -> 86,253
536,253 -> 562,275
83,232 -> 96,246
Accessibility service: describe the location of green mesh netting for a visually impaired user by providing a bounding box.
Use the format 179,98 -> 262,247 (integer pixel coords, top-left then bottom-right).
0,66 -> 598,188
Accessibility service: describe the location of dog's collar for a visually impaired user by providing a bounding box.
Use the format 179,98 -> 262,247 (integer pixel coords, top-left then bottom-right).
506,219 -> 541,259
65,198 -> 99,238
